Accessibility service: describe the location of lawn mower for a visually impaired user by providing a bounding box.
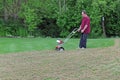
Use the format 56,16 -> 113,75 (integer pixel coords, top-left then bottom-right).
55,28 -> 78,51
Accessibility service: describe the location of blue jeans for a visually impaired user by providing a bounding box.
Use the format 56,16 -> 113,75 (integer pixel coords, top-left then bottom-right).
79,33 -> 88,48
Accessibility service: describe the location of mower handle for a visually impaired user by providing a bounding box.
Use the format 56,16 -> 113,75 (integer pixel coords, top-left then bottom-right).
72,28 -> 78,33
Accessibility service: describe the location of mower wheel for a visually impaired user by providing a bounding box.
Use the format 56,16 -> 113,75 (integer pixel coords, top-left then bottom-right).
59,47 -> 65,51
55,47 -> 65,51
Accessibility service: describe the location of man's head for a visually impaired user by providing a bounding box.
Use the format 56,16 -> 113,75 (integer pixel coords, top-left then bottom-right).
82,10 -> 87,17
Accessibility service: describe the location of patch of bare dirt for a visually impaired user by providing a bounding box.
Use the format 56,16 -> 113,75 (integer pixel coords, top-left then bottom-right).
0,39 -> 120,80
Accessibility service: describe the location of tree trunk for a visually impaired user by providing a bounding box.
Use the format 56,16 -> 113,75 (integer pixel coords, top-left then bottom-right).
63,0 -> 66,12
59,0 -> 62,14
24,0 -> 28,4
3,0 -> 8,22
13,0 -> 22,20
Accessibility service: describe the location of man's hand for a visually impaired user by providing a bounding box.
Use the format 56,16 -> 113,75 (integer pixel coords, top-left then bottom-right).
77,25 -> 81,32
81,29 -> 84,33
81,25 -> 88,33
77,28 -> 80,32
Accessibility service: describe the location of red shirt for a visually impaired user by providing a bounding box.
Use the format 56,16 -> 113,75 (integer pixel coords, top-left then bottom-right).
81,16 -> 90,34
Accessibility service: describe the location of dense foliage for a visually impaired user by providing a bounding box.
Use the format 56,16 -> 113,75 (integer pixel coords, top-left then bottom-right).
0,0 -> 120,38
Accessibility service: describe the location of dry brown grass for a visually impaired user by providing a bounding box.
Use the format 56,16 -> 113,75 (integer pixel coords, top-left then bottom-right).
0,39 -> 120,80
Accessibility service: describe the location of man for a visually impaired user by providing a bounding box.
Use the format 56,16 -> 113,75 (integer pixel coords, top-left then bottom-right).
77,10 -> 90,49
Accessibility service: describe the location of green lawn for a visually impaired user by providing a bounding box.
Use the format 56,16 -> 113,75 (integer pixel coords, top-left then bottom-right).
0,38 -> 114,54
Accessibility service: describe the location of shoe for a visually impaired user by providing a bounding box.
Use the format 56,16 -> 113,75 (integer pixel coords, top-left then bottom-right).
77,47 -> 85,49
81,47 -> 85,49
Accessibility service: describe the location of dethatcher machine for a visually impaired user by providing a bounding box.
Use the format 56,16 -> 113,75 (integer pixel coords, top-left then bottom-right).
55,28 -> 78,51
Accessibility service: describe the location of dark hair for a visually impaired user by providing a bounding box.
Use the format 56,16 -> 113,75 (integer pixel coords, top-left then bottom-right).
82,10 -> 86,14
